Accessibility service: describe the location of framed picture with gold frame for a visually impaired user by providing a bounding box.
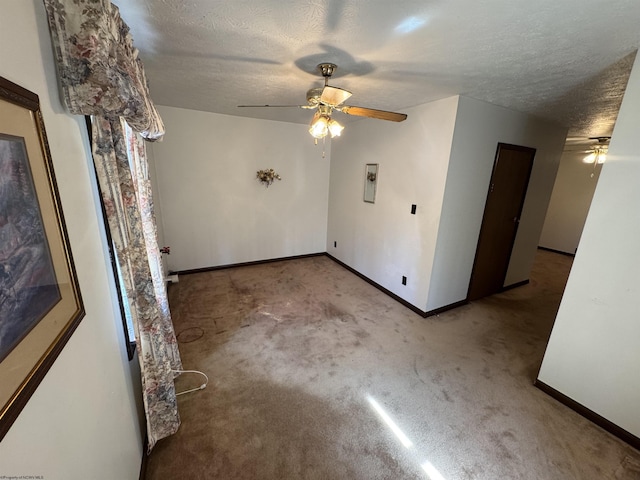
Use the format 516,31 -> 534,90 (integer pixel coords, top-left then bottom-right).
0,76 -> 84,440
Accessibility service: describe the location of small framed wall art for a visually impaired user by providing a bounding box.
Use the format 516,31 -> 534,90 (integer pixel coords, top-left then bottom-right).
364,163 -> 379,203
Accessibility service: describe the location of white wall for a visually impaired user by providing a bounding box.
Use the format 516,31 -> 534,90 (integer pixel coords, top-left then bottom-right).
0,2 -> 143,479
427,97 -> 567,310
327,97 -> 460,310
327,95 -> 565,313
538,150 -> 602,254
538,55 -> 640,437
150,106 -> 330,272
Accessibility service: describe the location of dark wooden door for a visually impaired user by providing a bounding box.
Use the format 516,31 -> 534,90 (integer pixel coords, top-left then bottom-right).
468,143 -> 535,301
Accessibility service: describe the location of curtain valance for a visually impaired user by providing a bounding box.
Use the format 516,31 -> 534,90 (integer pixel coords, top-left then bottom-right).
44,0 -> 164,140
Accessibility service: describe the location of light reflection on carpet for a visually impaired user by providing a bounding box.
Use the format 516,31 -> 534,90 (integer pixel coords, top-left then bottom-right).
367,394 -> 447,480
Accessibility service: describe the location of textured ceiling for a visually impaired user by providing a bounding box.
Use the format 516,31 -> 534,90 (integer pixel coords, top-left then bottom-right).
117,0 -> 640,144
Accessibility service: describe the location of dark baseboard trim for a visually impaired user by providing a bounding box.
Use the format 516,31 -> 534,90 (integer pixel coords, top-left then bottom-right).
174,252 -> 470,319
139,435 -> 149,480
534,380 -> 640,450
324,253 -> 429,317
425,299 -> 469,317
537,246 -> 576,257
324,254 -> 467,318
502,279 -> 529,292
173,252 -> 325,276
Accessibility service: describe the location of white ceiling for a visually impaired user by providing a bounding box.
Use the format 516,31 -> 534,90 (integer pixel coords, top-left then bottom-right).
117,1 -> 640,143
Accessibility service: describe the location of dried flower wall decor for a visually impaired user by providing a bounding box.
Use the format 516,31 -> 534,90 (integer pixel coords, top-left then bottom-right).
257,168 -> 282,187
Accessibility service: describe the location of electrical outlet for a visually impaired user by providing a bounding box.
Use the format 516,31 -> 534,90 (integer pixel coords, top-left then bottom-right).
334,241 -> 337,248
411,204 -> 417,215
402,276 -> 407,285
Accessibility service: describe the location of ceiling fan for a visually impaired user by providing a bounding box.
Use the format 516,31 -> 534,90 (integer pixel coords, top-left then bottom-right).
238,63 -> 407,140
583,136 -> 610,165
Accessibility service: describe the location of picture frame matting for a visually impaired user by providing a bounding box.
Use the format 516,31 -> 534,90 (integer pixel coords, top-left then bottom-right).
0,76 -> 84,440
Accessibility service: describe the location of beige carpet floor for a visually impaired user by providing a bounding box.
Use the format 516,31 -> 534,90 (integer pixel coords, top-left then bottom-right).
145,249 -> 640,479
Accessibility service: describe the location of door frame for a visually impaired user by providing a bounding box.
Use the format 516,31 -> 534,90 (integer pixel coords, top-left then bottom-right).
467,142 -> 536,301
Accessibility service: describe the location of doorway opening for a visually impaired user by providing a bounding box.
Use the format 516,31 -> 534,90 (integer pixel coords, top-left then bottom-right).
468,143 -> 536,301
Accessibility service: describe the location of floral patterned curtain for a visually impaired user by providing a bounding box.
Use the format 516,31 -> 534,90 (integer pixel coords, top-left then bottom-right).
44,0 -> 164,140
43,0 -> 182,450
92,117 -> 181,449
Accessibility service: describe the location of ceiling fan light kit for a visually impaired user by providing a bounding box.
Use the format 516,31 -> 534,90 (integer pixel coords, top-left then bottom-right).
328,118 -> 344,137
238,63 -> 407,142
583,137 -> 610,165
309,112 -> 330,138
309,106 -> 344,139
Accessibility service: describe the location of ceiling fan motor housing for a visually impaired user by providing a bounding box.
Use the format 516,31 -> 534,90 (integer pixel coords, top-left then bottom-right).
318,63 -> 337,79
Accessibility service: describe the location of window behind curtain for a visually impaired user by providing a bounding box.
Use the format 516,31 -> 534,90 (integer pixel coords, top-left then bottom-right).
85,117 -> 137,359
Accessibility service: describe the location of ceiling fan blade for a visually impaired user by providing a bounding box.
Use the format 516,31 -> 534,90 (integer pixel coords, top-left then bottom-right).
339,105 -> 407,122
237,104 -> 316,109
320,86 -> 352,107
